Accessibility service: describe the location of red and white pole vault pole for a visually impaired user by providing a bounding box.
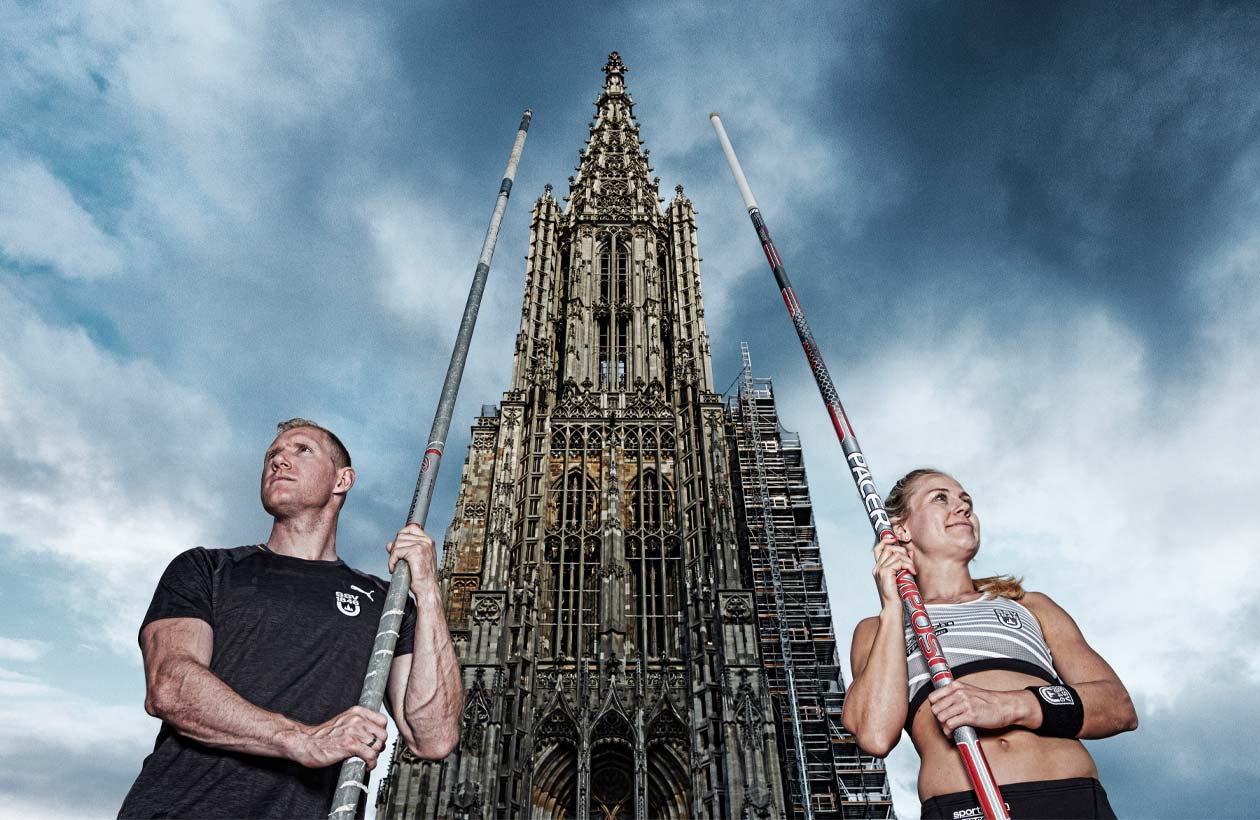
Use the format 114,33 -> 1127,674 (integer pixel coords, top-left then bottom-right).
710,113 -> 1009,820
328,109 -> 532,818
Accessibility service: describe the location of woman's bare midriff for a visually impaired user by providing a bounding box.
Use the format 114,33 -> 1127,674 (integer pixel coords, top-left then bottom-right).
910,668 -> 1099,800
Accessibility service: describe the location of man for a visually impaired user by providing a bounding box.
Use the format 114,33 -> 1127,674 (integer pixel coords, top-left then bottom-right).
119,419 -> 462,819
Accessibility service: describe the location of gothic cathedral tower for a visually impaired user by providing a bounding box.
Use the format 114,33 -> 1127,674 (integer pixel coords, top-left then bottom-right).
377,52 -> 785,820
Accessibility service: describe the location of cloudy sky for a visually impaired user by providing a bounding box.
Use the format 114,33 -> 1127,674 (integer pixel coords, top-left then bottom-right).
2,2 -> 1258,817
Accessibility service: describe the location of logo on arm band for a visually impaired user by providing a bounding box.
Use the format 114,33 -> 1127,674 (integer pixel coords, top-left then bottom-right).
1038,685 -> 1076,705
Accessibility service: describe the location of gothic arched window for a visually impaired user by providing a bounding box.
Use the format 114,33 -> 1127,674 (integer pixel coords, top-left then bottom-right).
630,470 -> 674,532
544,468 -> 602,659
614,240 -> 629,303
616,317 -> 629,388
598,239 -> 612,303
598,317 -> 611,388
551,471 -> 599,530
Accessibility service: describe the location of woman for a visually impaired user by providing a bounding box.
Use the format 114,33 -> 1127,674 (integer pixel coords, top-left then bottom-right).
842,469 -> 1137,819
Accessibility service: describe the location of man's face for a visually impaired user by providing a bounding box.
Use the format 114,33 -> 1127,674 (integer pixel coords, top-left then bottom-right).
260,426 -> 349,518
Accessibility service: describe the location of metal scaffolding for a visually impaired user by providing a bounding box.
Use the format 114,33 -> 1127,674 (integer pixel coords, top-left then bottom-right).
738,342 -> 813,820
727,344 -> 895,819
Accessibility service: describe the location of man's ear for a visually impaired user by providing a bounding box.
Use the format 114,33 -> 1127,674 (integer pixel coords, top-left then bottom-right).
334,466 -> 356,495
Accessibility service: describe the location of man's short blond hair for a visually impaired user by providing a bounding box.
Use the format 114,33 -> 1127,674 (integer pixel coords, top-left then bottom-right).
276,418 -> 352,470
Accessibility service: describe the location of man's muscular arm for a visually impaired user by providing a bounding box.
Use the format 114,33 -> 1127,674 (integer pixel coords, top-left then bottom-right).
142,617 -> 388,769
386,524 -> 463,759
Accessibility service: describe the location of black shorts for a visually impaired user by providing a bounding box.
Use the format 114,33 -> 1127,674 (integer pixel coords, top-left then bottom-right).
919,777 -> 1116,820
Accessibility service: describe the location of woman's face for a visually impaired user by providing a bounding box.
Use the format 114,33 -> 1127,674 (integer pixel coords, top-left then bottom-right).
895,472 -> 980,560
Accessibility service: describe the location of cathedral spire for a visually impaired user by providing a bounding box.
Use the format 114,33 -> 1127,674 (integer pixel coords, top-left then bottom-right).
566,51 -> 659,222
376,53 -> 893,820
601,50 -> 628,98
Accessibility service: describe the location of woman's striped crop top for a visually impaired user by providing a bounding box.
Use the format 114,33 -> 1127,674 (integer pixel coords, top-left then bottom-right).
903,594 -> 1060,732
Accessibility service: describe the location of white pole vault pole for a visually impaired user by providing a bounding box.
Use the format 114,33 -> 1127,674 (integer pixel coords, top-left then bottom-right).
710,112 -> 1010,820
329,109 -> 533,818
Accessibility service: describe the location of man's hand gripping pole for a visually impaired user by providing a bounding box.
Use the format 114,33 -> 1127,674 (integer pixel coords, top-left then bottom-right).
328,109 -> 532,818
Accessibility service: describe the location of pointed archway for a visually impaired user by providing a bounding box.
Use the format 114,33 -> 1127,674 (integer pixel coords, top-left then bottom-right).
589,698 -> 635,820
530,692 -> 581,820
643,682 -> 690,820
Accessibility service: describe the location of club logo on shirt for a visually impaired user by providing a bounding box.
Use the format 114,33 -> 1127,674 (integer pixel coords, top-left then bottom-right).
336,591 -> 361,617
994,608 -> 1022,629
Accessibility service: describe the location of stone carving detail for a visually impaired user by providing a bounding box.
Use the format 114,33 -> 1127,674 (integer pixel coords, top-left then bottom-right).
472,431 -> 496,450
554,381 -> 603,418
472,597 -> 502,625
646,699 -> 688,747
592,707 -> 633,742
733,671 -> 763,751
620,385 -> 672,419
527,359 -> 554,388
536,667 -> 578,695
744,785 -> 773,820
598,180 -> 630,212
450,780 -> 482,820
511,561 -> 538,609
723,595 -> 753,624
535,705 -> 579,745
464,501 -> 488,518
645,667 -> 686,692
460,669 -> 494,756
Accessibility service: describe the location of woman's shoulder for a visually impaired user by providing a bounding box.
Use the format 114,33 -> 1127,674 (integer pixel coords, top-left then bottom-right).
1011,590 -> 1078,628
852,614 -> 883,637
1015,589 -> 1057,610
849,613 -> 890,652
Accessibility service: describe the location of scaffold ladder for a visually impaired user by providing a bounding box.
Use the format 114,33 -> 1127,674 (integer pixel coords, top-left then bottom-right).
739,342 -> 813,820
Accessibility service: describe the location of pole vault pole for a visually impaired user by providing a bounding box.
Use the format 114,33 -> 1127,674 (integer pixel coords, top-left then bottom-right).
709,113 -> 1010,820
329,109 -> 532,819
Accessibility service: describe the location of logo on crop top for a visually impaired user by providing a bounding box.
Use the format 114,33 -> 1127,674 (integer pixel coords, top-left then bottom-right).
994,608 -> 1022,629
336,591 -> 361,617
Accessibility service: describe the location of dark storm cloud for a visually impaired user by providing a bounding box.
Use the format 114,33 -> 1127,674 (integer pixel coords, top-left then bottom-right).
719,2 -> 1260,378
1091,664 -> 1260,818
4,4 -> 1257,818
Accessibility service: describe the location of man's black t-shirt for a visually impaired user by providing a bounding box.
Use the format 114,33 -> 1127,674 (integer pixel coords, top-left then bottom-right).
118,545 -> 417,819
